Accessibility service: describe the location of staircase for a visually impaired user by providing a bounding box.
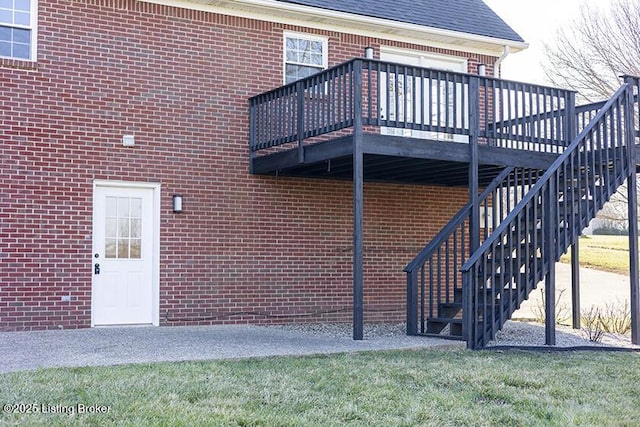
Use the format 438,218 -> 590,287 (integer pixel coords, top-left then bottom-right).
406,77 -> 639,348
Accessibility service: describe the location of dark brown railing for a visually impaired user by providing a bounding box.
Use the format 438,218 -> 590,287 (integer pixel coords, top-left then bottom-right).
249,59 -> 578,160
461,78 -> 638,349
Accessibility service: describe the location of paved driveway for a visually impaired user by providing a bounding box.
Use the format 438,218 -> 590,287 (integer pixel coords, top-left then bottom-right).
514,263 -> 634,320
0,325 -> 460,374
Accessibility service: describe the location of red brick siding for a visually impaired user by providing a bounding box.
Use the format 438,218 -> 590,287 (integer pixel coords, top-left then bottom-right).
0,0 -> 494,330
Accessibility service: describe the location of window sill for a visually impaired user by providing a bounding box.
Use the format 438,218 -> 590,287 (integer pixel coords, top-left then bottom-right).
0,57 -> 38,71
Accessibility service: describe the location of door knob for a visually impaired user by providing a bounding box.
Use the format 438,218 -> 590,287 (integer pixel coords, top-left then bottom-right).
94,263 -> 100,275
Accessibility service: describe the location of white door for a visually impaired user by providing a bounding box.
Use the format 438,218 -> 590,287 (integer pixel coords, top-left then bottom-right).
380,49 -> 468,142
92,183 -> 157,326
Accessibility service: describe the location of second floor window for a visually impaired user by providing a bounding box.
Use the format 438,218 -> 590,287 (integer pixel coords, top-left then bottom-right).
284,33 -> 327,85
0,0 -> 36,60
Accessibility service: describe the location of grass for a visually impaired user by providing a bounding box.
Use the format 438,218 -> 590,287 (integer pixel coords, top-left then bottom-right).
2,349 -> 640,426
559,235 -> 633,274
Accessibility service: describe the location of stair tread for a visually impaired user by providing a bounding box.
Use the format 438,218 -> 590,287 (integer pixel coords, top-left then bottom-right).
428,317 -> 464,324
440,302 -> 463,308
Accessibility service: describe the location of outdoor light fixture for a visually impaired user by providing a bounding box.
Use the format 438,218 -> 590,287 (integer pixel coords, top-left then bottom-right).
478,64 -> 486,76
364,47 -> 374,59
172,195 -> 183,213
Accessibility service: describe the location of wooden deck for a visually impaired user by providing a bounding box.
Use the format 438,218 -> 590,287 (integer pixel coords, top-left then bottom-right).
248,59 -> 640,343
252,132 -> 558,186
249,58 -> 581,188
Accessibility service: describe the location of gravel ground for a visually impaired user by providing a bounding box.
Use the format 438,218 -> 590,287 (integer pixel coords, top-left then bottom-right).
268,322 -> 408,339
270,321 -> 640,349
487,320 -> 640,348
2,321 -> 637,373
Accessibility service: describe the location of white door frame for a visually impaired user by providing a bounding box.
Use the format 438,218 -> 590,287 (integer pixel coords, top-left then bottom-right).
380,47 -> 469,142
92,180 -> 161,327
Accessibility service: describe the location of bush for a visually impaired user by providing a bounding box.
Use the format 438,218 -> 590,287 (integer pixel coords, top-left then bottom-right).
580,300 -> 631,343
581,306 -> 605,343
592,227 -> 628,236
532,288 -> 570,325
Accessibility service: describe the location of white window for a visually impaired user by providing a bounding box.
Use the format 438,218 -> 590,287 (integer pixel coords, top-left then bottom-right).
283,32 -> 327,85
0,0 -> 36,60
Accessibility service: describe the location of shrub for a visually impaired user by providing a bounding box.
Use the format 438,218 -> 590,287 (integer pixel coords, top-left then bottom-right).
580,300 -> 631,343
600,300 -> 632,334
592,227 -> 628,236
581,306 -> 605,343
532,288 -> 570,325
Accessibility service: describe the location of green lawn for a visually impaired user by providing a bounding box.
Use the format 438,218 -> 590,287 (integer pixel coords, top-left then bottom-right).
2,349 -> 640,426
560,235 -> 634,275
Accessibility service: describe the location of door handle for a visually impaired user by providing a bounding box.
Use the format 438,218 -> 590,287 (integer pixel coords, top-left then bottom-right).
94,263 -> 100,275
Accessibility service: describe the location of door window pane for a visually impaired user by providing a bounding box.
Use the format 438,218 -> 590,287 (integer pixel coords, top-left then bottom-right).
130,219 -> 141,238
130,240 -> 141,259
118,240 -> 129,258
117,218 -> 130,238
130,198 -> 142,217
105,218 -> 117,238
105,239 -> 117,258
104,196 -> 143,259
105,197 -> 117,217
117,197 -> 130,217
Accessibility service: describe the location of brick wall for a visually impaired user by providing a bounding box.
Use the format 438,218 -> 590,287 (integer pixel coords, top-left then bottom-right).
0,0 -> 496,330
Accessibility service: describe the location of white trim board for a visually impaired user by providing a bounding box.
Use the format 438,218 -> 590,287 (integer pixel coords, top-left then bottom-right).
141,0 -> 528,57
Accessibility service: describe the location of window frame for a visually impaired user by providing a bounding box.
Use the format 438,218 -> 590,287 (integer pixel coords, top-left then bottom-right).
0,0 -> 38,61
282,31 -> 328,86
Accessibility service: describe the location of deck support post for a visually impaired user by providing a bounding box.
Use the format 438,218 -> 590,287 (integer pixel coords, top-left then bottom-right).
352,60 -> 364,341
624,76 -> 640,345
465,76 -> 480,347
464,76 -> 482,347
544,179 -> 557,345
627,172 -> 639,345
571,241 -> 581,329
468,77 -> 480,256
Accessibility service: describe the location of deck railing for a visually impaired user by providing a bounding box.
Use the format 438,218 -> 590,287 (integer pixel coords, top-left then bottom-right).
249,58 -> 578,160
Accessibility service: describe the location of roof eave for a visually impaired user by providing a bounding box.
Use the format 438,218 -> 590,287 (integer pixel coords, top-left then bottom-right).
143,0 -> 529,56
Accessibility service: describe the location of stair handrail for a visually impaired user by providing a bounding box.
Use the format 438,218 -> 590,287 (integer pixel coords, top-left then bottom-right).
461,82 -> 632,271
460,81 -> 634,349
404,167 -> 514,273
405,167 -> 515,335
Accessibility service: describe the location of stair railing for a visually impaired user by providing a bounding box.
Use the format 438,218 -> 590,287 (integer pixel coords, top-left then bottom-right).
404,166 -> 548,335
461,81 -> 636,349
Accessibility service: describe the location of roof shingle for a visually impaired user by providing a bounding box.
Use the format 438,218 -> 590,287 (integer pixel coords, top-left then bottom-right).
278,0 -> 524,43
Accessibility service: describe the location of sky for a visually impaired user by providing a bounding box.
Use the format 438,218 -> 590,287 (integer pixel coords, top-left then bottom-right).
483,0 -> 586,84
